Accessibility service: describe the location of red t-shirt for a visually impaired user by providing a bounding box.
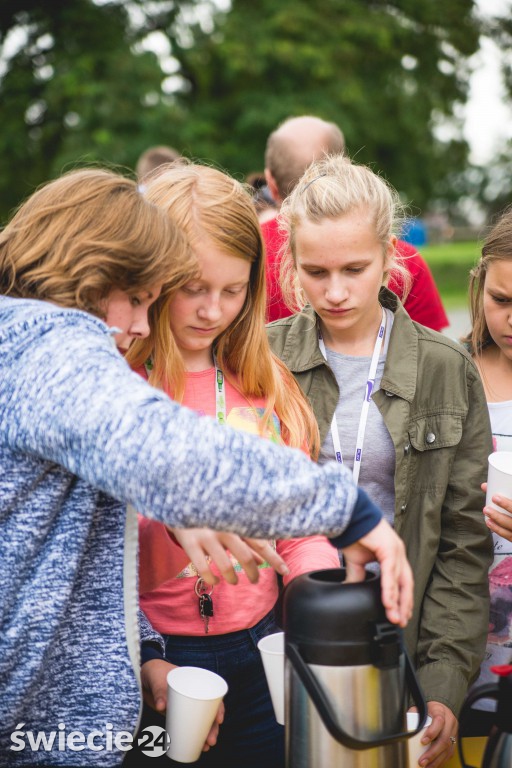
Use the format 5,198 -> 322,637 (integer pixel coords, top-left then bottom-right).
262,216 -> 449,331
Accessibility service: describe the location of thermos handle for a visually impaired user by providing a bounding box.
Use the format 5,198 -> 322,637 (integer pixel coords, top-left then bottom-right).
286,641 -> 428,750
457,683 -> 498,768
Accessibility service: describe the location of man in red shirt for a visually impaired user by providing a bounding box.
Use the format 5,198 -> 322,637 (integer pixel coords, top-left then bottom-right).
262,116 -> 449,331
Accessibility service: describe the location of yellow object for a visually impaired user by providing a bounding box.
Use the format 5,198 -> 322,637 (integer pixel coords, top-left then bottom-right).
444,737 -> 487,768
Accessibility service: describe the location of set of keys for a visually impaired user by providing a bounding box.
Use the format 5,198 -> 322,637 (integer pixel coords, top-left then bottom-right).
195,577 -> 214,633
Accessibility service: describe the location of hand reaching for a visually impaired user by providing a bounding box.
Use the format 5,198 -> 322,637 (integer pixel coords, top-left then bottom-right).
342,518 -> 413,627
170,528 -> 290,585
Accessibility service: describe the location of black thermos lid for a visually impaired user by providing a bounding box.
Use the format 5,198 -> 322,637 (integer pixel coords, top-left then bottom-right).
283,568 -> 402,667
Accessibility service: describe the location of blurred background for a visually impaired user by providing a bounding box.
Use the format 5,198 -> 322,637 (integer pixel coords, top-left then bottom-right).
2,0 -> 512,330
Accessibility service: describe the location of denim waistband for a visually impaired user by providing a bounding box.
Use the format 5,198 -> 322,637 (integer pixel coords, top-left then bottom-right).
163,609 -> 278,653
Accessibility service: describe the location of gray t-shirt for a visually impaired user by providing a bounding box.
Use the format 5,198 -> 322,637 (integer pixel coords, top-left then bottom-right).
319,309 -> 396,527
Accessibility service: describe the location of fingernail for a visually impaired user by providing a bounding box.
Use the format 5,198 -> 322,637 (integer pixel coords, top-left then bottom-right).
494,495 -> 502,503
278,564 -> 290,575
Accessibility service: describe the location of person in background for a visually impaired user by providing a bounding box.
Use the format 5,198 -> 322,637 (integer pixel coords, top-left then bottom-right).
262,115 -> 449,331
460,206 -> 512,736
266,154 -> 493,768
126,162 -> 340,767
246,171 -> 278,224
136,144 -> 181,189
0,167 -> 413,767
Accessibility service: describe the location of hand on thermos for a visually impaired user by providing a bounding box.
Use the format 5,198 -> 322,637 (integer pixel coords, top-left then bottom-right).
342,518 -> 413,628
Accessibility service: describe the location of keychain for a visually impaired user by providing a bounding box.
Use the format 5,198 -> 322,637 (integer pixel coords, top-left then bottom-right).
195,577 -> 214,634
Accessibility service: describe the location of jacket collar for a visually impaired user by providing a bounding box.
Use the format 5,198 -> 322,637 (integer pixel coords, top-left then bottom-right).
279,287 -> 418,402
279,305 -> 326,373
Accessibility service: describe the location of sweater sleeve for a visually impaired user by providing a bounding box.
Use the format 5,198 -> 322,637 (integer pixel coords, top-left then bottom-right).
2,311 -> 367,542
139,609 -> 165,664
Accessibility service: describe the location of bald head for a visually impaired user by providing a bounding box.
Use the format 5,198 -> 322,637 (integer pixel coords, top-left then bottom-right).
264,116 -> 345,203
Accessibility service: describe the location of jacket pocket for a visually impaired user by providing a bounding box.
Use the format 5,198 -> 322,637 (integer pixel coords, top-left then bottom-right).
408,413 -> 463,452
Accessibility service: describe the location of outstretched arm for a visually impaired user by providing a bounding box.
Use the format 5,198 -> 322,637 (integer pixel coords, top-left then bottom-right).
4,308 -> 413,623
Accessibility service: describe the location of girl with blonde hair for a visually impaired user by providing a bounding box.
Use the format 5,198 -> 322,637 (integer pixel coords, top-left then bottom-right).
126,162 -> 340,768
267,154 -> 493,768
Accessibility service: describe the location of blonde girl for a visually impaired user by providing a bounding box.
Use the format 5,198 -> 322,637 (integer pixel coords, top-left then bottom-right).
267,154 -> 493,768
126,163 -> 340,768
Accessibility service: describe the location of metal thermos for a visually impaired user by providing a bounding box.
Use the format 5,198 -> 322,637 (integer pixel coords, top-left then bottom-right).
458,664 -> 512,767
283,568 -> 427,768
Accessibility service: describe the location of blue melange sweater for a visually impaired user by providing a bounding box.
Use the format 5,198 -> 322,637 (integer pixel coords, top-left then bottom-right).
0,296 -> 376,766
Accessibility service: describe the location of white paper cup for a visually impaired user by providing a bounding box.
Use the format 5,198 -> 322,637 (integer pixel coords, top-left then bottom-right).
486,451 -> 512,517
407,712 -> 432,767
257,631 -> 285,725
166,666 -> 228,763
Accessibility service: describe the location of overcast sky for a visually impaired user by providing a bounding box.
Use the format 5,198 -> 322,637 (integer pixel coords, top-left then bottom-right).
464,0 -> 512,163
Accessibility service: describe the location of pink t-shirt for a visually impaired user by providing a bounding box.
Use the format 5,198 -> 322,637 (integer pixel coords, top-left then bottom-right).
139,367 -> 339,635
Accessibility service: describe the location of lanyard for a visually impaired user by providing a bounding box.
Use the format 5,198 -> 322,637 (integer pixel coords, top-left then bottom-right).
318,307 -> 386,485
145,356 -> 227,424
214,359 -> 227,425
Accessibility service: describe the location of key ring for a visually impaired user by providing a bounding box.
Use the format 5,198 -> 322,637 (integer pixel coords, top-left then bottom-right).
194,577 -> 214,597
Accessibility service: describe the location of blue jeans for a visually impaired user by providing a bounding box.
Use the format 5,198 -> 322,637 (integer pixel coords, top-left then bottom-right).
125,610 -> 284,768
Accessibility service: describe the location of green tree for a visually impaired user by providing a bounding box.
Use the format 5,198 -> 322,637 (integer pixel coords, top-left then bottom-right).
0,0 -> 181,221
0,0 -> 503,222
164,0 -> 480,211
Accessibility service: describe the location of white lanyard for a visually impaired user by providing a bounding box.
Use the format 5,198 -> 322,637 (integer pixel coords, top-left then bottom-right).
318,307 -> 386,485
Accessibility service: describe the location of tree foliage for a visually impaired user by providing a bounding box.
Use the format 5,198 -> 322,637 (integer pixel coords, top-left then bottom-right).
0,0 -> 181,221
166,0 -> 480,211
0,0 -> 499,222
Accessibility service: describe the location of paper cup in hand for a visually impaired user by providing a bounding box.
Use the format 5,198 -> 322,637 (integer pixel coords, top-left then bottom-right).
257,632 -> 285,725
407,712 -> 432,767
166,666 -> 228,763
486,451 -> 512,517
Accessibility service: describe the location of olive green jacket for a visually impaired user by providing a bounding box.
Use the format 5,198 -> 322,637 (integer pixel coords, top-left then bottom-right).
267,288 -> 493,716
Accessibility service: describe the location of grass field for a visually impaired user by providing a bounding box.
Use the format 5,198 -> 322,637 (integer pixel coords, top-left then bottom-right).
418,241 -> 480,309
